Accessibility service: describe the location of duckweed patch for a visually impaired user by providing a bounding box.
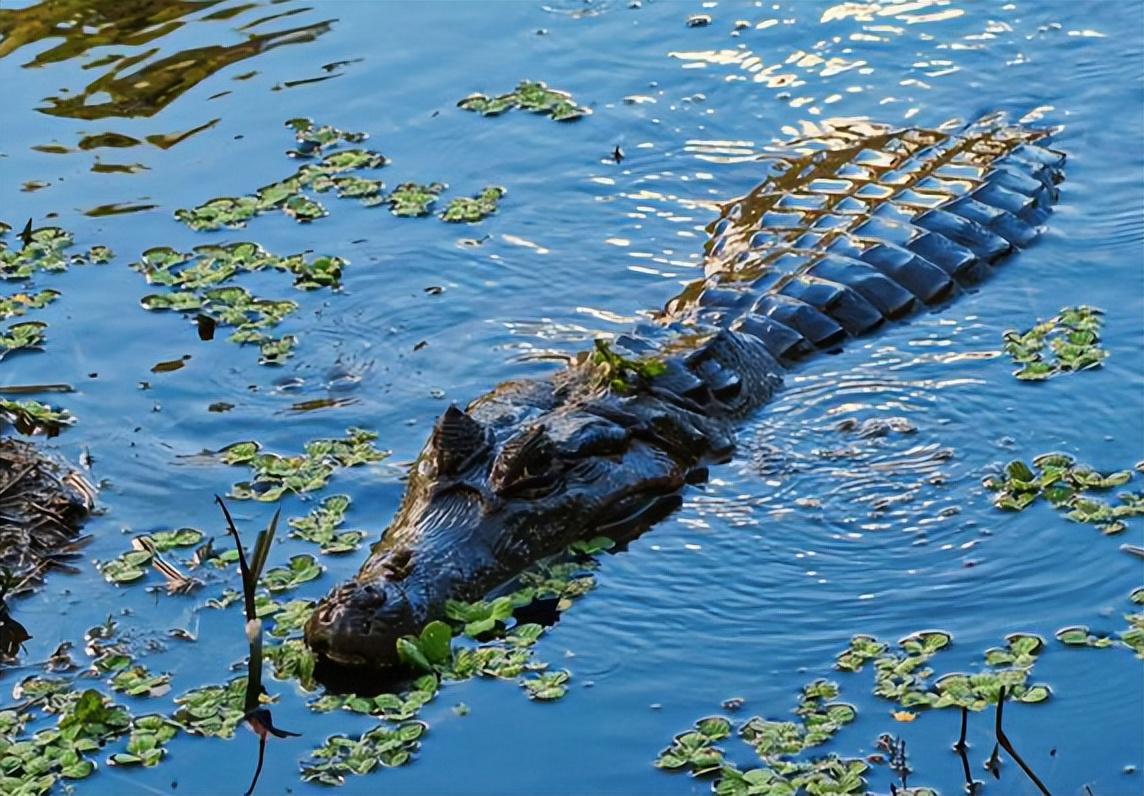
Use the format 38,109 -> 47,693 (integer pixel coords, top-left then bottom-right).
106,714 -> 179,767
288,495 -> 364,554
441,186 -> 506,222
220,428 -> 388,502
132,241 -> 346,365
1003,305 -> 1107,380
0,321 -> 46,358
458,80 -> 590,121
0,290 -> 59,321
175,121 -> 507,230
984,453 -> 1143,535
0,224 -> 111,421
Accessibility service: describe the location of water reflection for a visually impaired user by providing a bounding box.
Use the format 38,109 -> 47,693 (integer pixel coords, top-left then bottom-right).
0,0 -> 331,149
40,19 -> 331,120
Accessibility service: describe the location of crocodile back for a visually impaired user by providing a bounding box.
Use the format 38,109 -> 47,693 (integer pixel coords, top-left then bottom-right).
607,116 -> 1064,419
673,117 -> 1064,357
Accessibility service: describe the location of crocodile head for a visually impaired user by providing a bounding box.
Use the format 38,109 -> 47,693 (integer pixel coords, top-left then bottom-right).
305,386 -> 720,669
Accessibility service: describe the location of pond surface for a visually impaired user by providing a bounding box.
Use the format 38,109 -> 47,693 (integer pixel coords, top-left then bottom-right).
0,1 -> 1141,794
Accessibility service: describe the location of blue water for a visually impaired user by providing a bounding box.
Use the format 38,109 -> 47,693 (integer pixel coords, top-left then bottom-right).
1,1 -> 1141,794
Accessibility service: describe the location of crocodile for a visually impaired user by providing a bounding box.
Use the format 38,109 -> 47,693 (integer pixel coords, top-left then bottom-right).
305,115 -> 1065,669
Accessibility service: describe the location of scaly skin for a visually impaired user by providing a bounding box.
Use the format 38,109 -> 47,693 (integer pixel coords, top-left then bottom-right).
305,116 -> 1065,669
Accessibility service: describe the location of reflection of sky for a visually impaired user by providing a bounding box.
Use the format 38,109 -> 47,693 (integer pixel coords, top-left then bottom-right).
0,1 -> 1140,794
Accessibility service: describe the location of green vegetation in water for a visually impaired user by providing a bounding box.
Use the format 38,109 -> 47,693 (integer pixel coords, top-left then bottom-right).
285,117 -> 367,158
1057,587 -> 1144,658
441,186 -> 506,222
458,80 -> 590,121
835,630 -> 1050,711
657,630 -> 1053,795
97,529 -> 203,585
288,495 -> 365,554
1003,305 -> 1107,380
983,453 -> 1143,535
0,321 -> 46,358
172,677 -> 252,739
0,223 -> 111,426
293,552 -> 601,784
132,241 -> 345,365
0,290 -> 59,321
261,554 -> 323,594
219,428 -> 388,502
589,338 -> 668,393
0,687 -> 133,795
174,119 -> 387,231
656,682 -> 873,795
301,721 -> 427,785
0,399 -> 75,436
385,182 -> 446,217
0,223 -> 113,280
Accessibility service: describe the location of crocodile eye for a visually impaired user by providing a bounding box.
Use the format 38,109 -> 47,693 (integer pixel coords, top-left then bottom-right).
430,405 -> 488,476
491,426 -> 561,497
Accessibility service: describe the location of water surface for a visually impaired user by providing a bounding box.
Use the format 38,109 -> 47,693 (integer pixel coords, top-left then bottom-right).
1,1 -> 1141,794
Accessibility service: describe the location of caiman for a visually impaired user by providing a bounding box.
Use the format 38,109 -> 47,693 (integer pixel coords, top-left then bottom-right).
305,115 -> 1065,669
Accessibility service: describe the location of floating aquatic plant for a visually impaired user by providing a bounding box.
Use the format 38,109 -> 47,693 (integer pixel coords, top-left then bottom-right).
1003,305 -> 1107,380
108,666 -> 171,698
1057,587 -> 1144,658
0,687 -> 132,793
106,714 -> 179,767
174,121 -> 388,231
0,321 -> 46,358
458,80 -> 590,121
983,453 -> 1143,535
261,555 -> 323,594
385,182 -> 446,217
834,630 -> 1050,711
441,186 -> 506,223
660,629 -> 1055,795
285,118 -> 367,158
0,290 -> 59,321
96,530 -> 204,586
288,495 -> 364,553
300,721 -> 427,784
220,428 -> 388,502
171,677 -> 252,739
0,224 -> 113,280
657,682 -> 870,794
132,242 -> 345,365
0,399 -> 74,436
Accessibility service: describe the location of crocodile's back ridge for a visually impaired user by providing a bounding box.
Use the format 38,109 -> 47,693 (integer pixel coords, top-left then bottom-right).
621,119 -> 1064,371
